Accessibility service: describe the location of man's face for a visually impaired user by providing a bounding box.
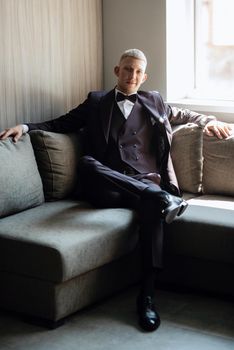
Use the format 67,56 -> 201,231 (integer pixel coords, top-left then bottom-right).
114,56 -> 147,94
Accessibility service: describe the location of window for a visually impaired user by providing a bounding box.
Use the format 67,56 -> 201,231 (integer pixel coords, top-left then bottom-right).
166,0 -> 234,104
194,0 -> 234,100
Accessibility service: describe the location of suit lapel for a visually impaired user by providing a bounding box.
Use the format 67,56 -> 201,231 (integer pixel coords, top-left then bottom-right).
137,92 -> 173,143
138,93 -> 166,124
100,89 -> 115,143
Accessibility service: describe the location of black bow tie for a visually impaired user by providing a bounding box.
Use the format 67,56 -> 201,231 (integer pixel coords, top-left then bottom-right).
116,92 -> 137,103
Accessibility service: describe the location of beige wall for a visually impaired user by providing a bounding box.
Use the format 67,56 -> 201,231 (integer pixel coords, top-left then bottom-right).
102,0 -> 167,97
0,0 -> 103,129
102,0 -> 233,122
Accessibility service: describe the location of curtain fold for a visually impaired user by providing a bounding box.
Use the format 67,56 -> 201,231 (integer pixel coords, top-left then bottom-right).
0,0 -> 103,129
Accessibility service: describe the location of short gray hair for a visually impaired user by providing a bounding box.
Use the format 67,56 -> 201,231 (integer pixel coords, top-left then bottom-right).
119,49 -> 147,66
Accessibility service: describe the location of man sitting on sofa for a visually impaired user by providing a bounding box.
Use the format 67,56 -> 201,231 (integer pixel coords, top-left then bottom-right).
0,49 -> 232,332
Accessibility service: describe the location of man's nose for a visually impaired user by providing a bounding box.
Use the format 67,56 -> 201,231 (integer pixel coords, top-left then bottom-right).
129,70 -> 137,80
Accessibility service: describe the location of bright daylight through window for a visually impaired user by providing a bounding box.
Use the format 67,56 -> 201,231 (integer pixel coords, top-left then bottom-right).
166,0 -> 234,104
194,0 -> 234,101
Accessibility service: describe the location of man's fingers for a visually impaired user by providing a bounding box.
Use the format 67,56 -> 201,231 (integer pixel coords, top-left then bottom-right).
216,125 -> 233,139
204,122 -> 233,139
204,128 -> 215,137
0,129 -> 11,140
0,125 -> 24,142
212,126 -> 223,139
13,133 -> 22,143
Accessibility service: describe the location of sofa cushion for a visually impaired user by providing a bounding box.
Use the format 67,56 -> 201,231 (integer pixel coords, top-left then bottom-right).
203,130 -> 234,195
171,123 -> 203,193
0,135 -> 44,218
30,131 -> 82,201
164,194 -> 234,264
0,200 -> 138,283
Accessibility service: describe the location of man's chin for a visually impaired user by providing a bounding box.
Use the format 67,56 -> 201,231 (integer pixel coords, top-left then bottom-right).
117,84 -> 138,94
125,86 -> 138,94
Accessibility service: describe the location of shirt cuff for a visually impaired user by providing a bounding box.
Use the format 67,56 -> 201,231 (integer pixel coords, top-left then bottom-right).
21,124 -> 29,134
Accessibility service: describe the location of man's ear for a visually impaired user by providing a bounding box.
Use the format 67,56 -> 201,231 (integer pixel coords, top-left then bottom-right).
114,65 -> 120,77
142,73 -> 148,84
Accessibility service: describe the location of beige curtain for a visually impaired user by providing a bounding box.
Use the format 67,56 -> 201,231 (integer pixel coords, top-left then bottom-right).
0,0 -> 103,129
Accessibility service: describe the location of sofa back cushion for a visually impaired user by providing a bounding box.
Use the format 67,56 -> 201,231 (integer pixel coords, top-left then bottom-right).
203,130 -> 234,195
30,130 -> 82,201
171,123 -> 203,194
0,134 -> 44,218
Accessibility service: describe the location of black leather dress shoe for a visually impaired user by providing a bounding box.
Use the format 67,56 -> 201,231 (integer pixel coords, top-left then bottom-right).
137,295 -> 161,332
161,193 -> 188,224
142,188 -> 188,224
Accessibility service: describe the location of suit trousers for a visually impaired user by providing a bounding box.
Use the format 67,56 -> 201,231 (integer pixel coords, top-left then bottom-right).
77,156 -> 165,271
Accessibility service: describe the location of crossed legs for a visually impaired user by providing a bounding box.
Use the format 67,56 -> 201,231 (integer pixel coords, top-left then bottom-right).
77,155 -> 164,265
77,156 -> 187,331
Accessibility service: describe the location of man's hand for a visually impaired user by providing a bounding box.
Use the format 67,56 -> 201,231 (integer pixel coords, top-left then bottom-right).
204,120 -> 233,139
0,125 -> 24,143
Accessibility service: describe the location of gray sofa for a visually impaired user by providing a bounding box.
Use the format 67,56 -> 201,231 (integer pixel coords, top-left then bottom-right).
0,123 -> 233,327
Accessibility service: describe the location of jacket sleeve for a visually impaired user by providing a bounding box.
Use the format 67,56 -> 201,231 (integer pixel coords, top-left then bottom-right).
167,105 -> 216,127
26,92 -> 98,133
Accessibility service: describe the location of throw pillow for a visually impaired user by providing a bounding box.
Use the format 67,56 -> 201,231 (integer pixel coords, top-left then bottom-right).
203,129 -> 234,195
0,134 -> 44,218
171,123 -> 203,193
29,130 -> 82,201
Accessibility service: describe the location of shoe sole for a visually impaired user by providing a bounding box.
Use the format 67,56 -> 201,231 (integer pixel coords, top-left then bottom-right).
177,201 -> 188,216
163,200 -> 188,224
163,206 -> 180,224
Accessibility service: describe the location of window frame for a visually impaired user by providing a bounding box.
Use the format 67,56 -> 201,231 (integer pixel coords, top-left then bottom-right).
166,0 -> 234,121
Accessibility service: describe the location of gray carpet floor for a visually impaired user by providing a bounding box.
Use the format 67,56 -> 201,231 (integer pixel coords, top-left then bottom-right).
0,286 -> 233,350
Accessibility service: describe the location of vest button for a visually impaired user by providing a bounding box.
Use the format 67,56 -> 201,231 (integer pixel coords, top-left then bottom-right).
132,131 -> 137,135
133,144 -> 137,148
135,156 -> 139,161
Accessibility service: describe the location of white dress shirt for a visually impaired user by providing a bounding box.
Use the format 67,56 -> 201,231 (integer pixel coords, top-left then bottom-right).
115,89 -> 136,119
